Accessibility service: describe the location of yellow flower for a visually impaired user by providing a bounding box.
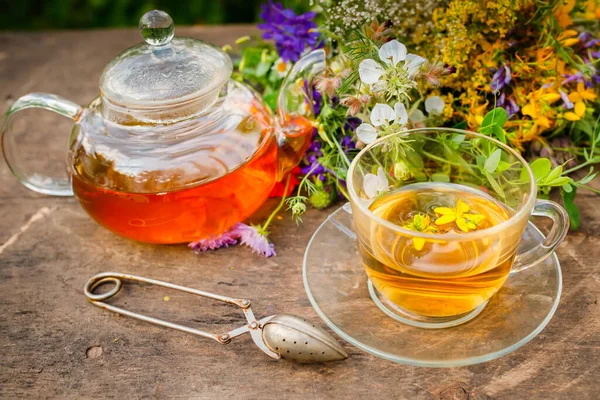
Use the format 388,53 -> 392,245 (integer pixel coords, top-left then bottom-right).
403,214 -> 438,251
554,0 -> 575,29
558,30 -> 580,47
467,100 -> 489,128
564,101 -> 587,121
565,82 -> 597,121
568,81 -> 597,103
434,200 -> 486,233
580,0 -> 600,20
521,88 -> 556,137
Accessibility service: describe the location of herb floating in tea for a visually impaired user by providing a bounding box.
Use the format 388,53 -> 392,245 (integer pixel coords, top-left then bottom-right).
434,200 -> 486,233
402,214 -> 438,251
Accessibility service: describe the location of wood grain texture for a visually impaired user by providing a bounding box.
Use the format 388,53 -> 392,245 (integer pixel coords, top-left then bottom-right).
1,27 -> 599,400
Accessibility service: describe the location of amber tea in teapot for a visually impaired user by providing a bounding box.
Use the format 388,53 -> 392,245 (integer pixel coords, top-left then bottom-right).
1,10 -> 324,243
70,106 -> 280,244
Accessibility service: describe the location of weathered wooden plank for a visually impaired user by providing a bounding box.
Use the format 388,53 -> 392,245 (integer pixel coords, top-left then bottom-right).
0,27 -> 599,399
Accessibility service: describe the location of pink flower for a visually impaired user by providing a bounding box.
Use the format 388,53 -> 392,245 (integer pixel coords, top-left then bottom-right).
340,94 -> 370,116
315,75 -> 342,97
188,223 -> 276,258
188,231 -> 238,252
233,223 -> 276,257
422,62 -> 457,87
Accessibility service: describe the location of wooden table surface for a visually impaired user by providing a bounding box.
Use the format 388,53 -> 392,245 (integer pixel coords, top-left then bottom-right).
1,26 -> 600,400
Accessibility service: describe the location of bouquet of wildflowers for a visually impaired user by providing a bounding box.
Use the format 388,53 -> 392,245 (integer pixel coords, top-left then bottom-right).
193,0 -> 600,256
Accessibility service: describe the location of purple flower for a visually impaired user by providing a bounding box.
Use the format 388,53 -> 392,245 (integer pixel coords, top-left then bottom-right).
189,231 -> 238,252
579,32 -> 592,44
258,1 -> 320,62
582,38 -> 599,49
301,153 -> 326,181
497,92 -> 520,117
443,64 -> 457,74
559,90 -> 574,109
344,117 -> 362,132
301,130 -> 327,182
188,223 -> 276,257
562,71 -> 585,85
562,70 -> 598,88
306,129 -> 323,156
304,80 -> 323,116
491,65 -> 511,92
233,223 -> 276,257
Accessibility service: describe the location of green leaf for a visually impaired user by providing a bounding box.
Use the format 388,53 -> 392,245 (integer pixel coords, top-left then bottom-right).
453,121 -> 468,129
496,161 -> 511,173
481,108 -> 508,129
255,61 -> 271,77
562,183 -> 572,193
545,177 -> 571,187
484,171 -> 505,198
580,170 -> 598,185
405,148 -> 424,169
263,92 -> 278,112
562,188 -> 580,230
476,155 -> 486,171
523,158 -> 552,182
431,173 -> 451,183
578,118 -> 594,137
493,125 -> 507,143
545,165 -> 563,184
451,134 -> 466,145
484,149 -> 502,173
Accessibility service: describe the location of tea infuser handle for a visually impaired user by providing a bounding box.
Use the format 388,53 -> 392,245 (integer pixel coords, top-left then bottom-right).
83,272 -> 280,358
1,93 -> 82,196
511,199 -> 570,273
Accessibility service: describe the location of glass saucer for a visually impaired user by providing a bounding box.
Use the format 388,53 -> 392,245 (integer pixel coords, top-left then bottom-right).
303,205 -> 562,367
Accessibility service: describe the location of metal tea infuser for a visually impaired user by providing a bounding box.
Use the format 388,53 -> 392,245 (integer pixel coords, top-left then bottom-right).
84,272 -> 348,363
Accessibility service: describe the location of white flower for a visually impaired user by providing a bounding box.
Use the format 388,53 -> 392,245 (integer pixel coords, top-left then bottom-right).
363,167 -> 389,198
356,102 -> 408,144
405,54 -> 427,77
409,109 -> 426,128
272,58 -> 291,78
358,40 -> 426,93
378,40 -> 407,67
425,95 -> 445,115
358,59 -> 385,85
408,96 -> 445,128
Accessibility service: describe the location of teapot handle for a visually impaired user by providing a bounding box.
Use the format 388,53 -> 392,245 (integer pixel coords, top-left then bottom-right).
1,93 -> 82,196
275,49 -> 326,180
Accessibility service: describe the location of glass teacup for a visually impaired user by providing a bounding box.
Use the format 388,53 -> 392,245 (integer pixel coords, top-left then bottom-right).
347,128 -> 569,328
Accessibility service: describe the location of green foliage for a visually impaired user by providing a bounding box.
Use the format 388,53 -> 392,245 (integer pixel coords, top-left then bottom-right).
562,188 -> 580,231
0,0 -> 310,30
478,108 -> 508,143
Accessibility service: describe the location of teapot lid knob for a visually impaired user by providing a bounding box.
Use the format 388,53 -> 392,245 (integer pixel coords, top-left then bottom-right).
139,10 -> 174,46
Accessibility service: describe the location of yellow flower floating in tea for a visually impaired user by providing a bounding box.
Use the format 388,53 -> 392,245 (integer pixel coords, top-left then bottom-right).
402,214 -> 438,251
402,199 -> 487,250
434,199 -> 486,233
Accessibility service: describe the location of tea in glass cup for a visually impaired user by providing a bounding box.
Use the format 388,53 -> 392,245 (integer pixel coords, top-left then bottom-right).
347,129 -> 569,327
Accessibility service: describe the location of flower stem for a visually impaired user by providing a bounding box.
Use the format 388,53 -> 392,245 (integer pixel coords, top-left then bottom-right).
574,183 -> 600,195
564,158 -> 600,175
337,181 -> 350,199
261,174 -> 292,232
331,136 -> 351,167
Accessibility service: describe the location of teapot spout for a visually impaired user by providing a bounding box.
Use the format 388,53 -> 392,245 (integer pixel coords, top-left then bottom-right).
275,49 -> 326,180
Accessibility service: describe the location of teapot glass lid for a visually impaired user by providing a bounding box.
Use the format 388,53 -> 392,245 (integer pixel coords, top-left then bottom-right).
99,10 -> 232,108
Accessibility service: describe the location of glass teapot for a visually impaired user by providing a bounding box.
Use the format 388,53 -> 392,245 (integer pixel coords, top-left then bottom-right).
1,10 -> 325,244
